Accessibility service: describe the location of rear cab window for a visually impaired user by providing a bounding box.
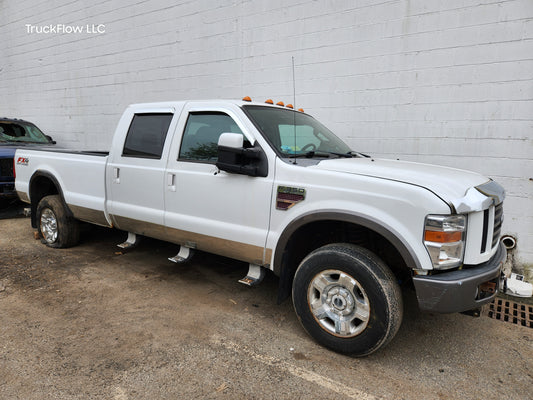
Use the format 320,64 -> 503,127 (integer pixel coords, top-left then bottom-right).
122,113 -> 173,159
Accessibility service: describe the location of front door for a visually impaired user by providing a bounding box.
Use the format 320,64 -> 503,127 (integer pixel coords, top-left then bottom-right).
164,104 -> 274,265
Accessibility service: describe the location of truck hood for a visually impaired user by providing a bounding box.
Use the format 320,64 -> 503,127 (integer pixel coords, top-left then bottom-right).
313,158 -> 490,209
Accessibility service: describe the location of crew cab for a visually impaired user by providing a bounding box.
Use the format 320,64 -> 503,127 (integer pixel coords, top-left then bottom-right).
14,99 -> 507,355
0,118 -> 55,199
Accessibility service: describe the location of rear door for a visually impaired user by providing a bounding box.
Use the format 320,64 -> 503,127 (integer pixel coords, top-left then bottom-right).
106,106 -> 180,238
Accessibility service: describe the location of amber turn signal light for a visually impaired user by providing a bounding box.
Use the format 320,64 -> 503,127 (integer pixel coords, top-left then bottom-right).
424,230 -> 462,243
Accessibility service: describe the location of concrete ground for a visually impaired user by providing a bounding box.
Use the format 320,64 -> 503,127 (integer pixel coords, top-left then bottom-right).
0,217 -> 531,400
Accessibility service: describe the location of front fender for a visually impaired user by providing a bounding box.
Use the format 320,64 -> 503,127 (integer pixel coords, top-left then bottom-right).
273,210 -> 423,304
273,210 -> 422,275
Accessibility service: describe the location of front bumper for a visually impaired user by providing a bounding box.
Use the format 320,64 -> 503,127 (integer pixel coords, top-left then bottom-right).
413,241 -> 506,313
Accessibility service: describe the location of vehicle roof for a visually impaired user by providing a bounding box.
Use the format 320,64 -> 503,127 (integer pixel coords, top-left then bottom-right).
0,117 -> 38,125
126,99 -> 305,112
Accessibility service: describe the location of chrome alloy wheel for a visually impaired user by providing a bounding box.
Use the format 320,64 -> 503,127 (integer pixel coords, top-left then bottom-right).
40,208 -> 58,244
307,269 -> 370,337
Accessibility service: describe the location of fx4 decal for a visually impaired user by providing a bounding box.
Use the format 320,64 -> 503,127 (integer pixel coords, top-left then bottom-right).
17,157 -> 29,165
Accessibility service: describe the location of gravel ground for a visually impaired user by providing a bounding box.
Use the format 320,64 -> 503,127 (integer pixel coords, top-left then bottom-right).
0,217 -> 532,399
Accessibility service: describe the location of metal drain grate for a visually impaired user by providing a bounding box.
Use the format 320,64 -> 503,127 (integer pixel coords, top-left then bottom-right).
483,298 -> 533,328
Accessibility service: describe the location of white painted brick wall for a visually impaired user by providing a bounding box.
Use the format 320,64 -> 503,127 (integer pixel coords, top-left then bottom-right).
1,0 -> 532,269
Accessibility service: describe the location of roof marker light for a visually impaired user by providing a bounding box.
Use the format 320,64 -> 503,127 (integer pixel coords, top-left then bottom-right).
242,96 -> 252,102
276,101 -> 285,106
265,99 -> 274,104
286,104 -> 294,109
298,108 -> 304,112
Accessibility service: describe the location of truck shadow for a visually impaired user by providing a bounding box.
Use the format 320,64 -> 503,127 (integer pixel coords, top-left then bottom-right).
0,198 -> 26,219
77,224 -> 517,366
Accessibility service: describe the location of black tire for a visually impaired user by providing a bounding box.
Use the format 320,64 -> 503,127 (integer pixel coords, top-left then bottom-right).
292,243 -> 403,356
36,195 -> 80,248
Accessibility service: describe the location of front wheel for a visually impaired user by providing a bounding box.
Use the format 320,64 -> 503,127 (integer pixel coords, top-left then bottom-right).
37,195 -> 80,248
292,243 -> 403,356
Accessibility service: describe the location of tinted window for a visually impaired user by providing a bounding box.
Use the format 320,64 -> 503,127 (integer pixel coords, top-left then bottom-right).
123,113 -> 173,159
179,112 -> 243,162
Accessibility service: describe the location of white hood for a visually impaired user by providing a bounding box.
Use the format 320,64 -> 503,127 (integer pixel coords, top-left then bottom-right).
312,158 -> 490,209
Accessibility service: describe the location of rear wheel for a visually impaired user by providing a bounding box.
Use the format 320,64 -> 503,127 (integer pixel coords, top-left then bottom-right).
292,243 -> 403,356
37,195 -> 79,248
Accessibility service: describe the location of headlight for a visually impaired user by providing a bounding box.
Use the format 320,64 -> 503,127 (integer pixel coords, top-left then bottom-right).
424,215 -> 466,270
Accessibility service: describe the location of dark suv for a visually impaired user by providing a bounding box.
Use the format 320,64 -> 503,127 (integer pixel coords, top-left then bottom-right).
0,118 -> 55,199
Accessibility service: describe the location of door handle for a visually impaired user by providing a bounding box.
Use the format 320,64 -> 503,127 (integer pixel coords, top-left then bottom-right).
113,167 -> 120,184
167,173 -> 176,192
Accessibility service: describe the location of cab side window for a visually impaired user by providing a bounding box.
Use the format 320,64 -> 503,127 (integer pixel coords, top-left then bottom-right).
179,112 -> 243,162
123,113 -> 173,159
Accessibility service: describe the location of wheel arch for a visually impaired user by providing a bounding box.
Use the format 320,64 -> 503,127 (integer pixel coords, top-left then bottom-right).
29,170 -> 71,228
274,211 -> 421,303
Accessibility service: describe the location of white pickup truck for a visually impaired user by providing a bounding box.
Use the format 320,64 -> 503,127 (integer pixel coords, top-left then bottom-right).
15,98 -> 507,356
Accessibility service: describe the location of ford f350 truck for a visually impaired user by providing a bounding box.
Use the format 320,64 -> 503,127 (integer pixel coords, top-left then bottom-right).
14,98 -> 507,356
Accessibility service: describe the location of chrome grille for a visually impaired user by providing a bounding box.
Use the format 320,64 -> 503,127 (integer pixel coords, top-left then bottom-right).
492,203 -> 503,248
481,202 -> 504,253
481,208 -> 489,253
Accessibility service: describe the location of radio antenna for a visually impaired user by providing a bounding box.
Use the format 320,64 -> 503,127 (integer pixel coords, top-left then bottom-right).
291,56 -> 297,164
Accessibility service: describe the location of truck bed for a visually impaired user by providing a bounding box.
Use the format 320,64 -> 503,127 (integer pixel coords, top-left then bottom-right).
26,148 -> 110,157
15,148 -> 110,226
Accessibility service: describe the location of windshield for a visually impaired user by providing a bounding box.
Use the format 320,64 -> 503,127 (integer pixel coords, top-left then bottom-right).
0,121 -> 50,144
243,105 -> 351,157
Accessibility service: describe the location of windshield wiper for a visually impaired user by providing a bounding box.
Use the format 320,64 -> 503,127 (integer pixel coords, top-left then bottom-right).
288,151 -> 331,159
299,151 -> 371,159
321,151 -> 353,158
348,151 -> 371,158
285,151 -> 370,159
310,151 -> 360,158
